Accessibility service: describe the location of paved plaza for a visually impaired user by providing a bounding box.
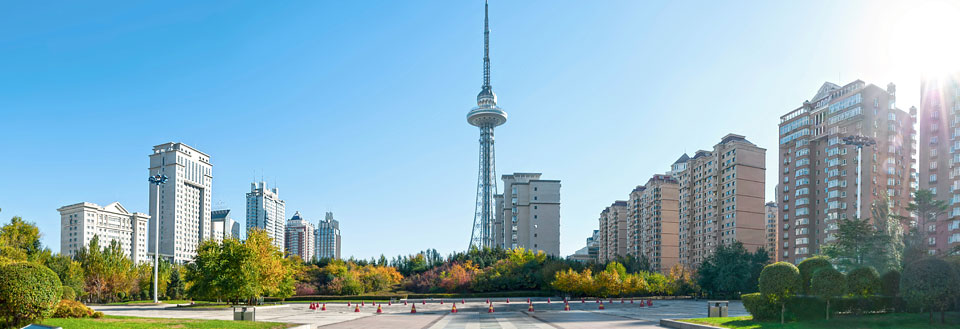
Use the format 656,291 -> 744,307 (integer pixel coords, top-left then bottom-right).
93,298 -> 746,328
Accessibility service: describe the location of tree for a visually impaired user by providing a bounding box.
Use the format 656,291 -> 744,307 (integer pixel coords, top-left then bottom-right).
696,242 -> 769,298
0,262 -> 62,327
810,267 -> 844,320
900,258 -> 960,324
904,190 -> 946,264
845,266 -> 880,297
75,235 -> 135,303
0,217 -> 42,258
166,266 -> 185,300
668,264 -> 697,296
823,217 -> 891,272
45,254 -> 85,298
797,256 -> 832,295
758,262 -> 801,324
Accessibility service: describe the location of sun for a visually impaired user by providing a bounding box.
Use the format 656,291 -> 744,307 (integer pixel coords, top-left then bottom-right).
887,1 -> 960,78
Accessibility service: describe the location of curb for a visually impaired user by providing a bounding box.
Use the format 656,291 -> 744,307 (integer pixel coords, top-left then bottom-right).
659,319 -> 727,329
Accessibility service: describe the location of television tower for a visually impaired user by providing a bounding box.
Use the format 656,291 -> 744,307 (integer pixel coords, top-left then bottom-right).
468,0 -> 507,250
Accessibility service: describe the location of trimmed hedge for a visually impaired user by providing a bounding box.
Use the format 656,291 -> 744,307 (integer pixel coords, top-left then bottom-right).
797,256 -> 832,294
0,262 -> 63,327
846,266 -> 880,297
759,262 -> 801,302
742,292 -> 779,321
742,294 -> 902,321
52,300 -> 94,318
900,258 -> 960,314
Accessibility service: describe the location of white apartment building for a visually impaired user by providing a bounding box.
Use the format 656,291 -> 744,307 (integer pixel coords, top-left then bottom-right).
246,181 -> 286,249
211,209 -> 240,243
285,211 -> 316,261
494,173 -> 561,255
316,212 -> 341,260
149,142 -> 213,264
58,202 -> 150,263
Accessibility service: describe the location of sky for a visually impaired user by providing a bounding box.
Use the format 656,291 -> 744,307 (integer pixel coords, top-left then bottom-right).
2,0 -> 959,260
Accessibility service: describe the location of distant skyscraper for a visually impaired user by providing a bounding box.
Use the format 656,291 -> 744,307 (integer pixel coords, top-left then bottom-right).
918,74 -> 959,254
211,209 -> 239,243
285,211 -> 316,261
58,202 -> 150,263
765,202 -> 779,261
148,142 -> 213,264
316,212 -> 341,260
494,173 -> 561,255
468,0 -> 508,250
629,174 -> 681,273
598,201 -> 629,263
246,181 -> 286,249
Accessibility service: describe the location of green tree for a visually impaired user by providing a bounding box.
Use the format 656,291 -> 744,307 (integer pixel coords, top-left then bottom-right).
696,242 -> 769,298
901,258 -> 960,324
845,266 -> 880,297
75,235 -> 135,303
0,217 -> 42,258
166,266 -> 185,300
809,267 -> 844,320
44,254 -> 85,298
797,256 -> 832,295
823,217 -> 891,272
758,262 -> 801,324
904,190 -> 946,263
0,262 -> 62,327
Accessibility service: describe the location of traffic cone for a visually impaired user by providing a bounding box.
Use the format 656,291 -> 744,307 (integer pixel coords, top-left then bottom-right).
609,298 -> 613,304
440,299 -> 444,305
527,298 -> 531,304
348,301 -> 351,306
488,304 -> 495,313
309,303 -> 314,310
486,298 -> 490,304
547,297 -> 551,304
354,305 -> 360,312
630,298 -> 634,304
596,298 -> 599,303
376,305 -> 382,313
581,298 -> 585,304
639,300 -> 645,308
361,301 -> 365,306
647,299 -> 653,307
564,303 -> 570,311
461,299 -> 465,304
528,303 -> 534,312
621,298 -> 624,304
411,304 -> 417,313
422,300 -> 425,305
403,300 -> 407,306
599,303 -> 605,310
451,304 -> 458,313
321,303 -> 326,311
506,298 -> 510,303
388,301 -> 392,306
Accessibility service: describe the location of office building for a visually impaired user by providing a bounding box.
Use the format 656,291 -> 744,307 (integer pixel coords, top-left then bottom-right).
246,181 -> 286,250
919,74 -> 960,254
676,134 -> 766,268
597,201 -> 629,263
629,174 -> 681,273
58,202 -> 150,263
316,212 -> 341,260
778,80 -> 915,264
148,142 -> 213,264
493,173 -> 561,255
285,211 -> 316,261
765,201 -> 779,260
211,209 -> 240,243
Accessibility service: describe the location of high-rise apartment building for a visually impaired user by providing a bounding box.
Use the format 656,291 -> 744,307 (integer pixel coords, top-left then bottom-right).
597,201 -> 629,263
285,211 -> 316,261
316,212 -> 341,260
765,202 -> 779,260
246,181 -> 286,250
493,173 -> 561,255
629,174 -> 680,273
676,134 -> 766,268
148,142 -> 213,264
778,80 -> 915,264
58,202 -> 150,263
211,209 -> 240,243
918,74 -> 960,254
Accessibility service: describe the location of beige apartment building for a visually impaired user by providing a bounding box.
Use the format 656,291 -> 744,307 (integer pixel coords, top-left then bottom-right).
676,134 -> 767,268
918,74 -> 960,254
58,202 -> 150,263
765,202 -> 779,261
597,201 -> 629,263
628,174 -> 680,273
494,173 -> 561,255
778,80 -> 915,264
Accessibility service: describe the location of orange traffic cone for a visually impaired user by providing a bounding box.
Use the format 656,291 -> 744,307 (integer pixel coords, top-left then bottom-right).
411,304 -> 417,313
547,297 -> 551,304
564,303 -> 570,311
451,304 -> 458,313
581,298 -> 585,304
422,300 -> 425,305
506,298 -> 510,304
461,299 -> 465,304
361,301 -> 365,306
486,298 -> 490,303
309,303 -> 315,310
488,304 -> 495,313
354,305 -> 360,312
376,305 -> 382,313
621,298 -> 624,304
599,303 -> 605,310
630,298 -> 634,304
321,303 -> 326,311
347,301 -> 351,306
440,299 -> 444,305
527,298 -> 531,304
528,303 -> 535,312
647,299 -> 653,307
388,301 -> 392,306
404,300 -> 407,305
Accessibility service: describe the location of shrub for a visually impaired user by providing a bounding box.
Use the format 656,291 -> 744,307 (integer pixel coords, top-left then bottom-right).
880,270 -> 900,297
0,262 -> 63,327
741,292 -> 779,321
92,311 -> 104,318
901,258 -> 960,324
52,299 -> 94,318
61,286 -> 76,301
758,262 -> 801,324
845,266 -> 880,297
797,256 -> 832,295
809,267 -> 844,319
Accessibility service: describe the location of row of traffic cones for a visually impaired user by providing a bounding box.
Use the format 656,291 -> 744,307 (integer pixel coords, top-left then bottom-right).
307,298 -> 653,314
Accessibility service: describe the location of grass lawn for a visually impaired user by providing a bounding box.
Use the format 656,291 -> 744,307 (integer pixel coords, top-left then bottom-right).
42,315 -> 296,329
680,312 -> 960,328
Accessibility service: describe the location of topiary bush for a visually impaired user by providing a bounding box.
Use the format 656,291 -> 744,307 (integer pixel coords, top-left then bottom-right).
61,286 -> 76,301
797,256 -> 832,295
901,258 -> 960,324
741,292 -> 779,321
759,262 -> 801,324
880,270 -> 900,297
810,267 -> 844,320
0,262 -> 63,327
846,266 -> 880,297
52,299 -> 94,318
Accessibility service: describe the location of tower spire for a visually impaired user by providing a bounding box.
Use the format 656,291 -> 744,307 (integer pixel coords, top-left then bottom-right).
483,0 -> 490,88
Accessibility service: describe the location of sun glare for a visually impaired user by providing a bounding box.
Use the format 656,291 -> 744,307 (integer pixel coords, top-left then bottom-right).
888,1 -> 960,78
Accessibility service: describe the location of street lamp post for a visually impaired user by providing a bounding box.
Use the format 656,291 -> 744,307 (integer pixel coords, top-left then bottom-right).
148,171 -> 168,304
842,135 -> 876,219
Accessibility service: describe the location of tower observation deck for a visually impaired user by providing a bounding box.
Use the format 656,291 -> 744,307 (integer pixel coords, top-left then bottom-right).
468,0 -> 507,250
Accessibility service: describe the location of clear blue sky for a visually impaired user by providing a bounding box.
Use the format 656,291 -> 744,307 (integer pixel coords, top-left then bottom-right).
1,0 -> 954,259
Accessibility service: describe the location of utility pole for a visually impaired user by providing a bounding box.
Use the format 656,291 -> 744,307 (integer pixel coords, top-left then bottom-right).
842,135 -> 876,219
148,159 -> 168,304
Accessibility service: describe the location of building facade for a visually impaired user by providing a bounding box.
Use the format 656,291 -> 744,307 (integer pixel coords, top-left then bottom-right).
493,173 -> 561,255
148,142 -> 213,264
211,209 -> 240,243
676,134 -> 766,268
246,181 -> 286,250
918,74 -> 960,254
316,212 -> 341,260
597,201 -> 629,263
58,202 -> 150,263
629,174 -> 681,273
778,80 -> 915,264
285,211 -> 316,261
765,201 -> 779,261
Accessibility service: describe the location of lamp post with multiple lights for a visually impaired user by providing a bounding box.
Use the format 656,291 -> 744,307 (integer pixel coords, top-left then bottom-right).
842,135 -> 876,219
148,171 -> 167,304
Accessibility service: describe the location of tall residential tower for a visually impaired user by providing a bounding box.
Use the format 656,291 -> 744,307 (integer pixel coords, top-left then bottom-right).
246,181 -> 286,249
494,173 -> 561,255
918,74 -> 960,254
316,212 -> 341,259
148,142 -> 212,264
